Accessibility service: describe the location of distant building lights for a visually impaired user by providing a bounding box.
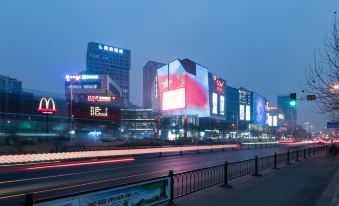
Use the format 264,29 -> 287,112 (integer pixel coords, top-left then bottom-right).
65,75 -> 81,82
81,74 -> 99,80
98,44 -> 124,54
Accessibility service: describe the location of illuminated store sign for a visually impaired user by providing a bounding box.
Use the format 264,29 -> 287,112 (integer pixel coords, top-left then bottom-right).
66,74 -> 99,82
88,96 -> 116,102
38,97 -> 57,114
212,75 -> 225,93
98,44 -> 124,54
265,103 -> 278,112
90,106 -> 108,117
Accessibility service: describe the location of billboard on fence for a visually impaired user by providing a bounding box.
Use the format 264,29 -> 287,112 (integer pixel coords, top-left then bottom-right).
34,177 -> 171,206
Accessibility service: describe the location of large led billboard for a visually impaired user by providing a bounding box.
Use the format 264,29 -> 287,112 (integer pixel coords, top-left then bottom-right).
252,93 -> 266,125
220,95 -> 225,115
157,59 -> 210,117
239,105 -> 245,120
212,93 -> 218,114
245,105 -> 251,121
162,88 -> 185,111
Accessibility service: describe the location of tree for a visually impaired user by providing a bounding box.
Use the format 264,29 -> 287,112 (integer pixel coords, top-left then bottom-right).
304,13 -> 339,120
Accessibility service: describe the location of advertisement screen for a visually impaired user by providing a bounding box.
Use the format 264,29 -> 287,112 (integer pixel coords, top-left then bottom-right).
72,102 -> 121,121
157,60 -> 210,117
220,95 -> 225,115
162,88 -> 185,111
273,116 -> 278,126
252,93 -> 266,125
212,93 -> 218,114
240,105 -> 245,120
245,105 -> 251,121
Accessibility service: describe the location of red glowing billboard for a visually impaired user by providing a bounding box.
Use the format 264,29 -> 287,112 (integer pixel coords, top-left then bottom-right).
157,59 -> 210,117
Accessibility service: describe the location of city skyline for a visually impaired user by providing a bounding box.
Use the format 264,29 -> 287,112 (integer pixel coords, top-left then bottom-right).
0,0 -> 338,130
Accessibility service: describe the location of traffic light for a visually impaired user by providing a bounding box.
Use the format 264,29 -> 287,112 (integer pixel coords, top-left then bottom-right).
289,93 -> 297,106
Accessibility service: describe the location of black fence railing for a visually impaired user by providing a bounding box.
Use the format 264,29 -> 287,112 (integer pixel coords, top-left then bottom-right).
173,164 -> 224,198
172,145 -> 328,199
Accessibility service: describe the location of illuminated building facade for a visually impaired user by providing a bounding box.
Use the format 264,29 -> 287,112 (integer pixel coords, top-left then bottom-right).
238,87 -> 252,131
86,42 -> 131,100
64,73 -> 123,131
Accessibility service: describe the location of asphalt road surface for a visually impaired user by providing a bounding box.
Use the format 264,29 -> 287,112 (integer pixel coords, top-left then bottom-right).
0,145 -> 306,205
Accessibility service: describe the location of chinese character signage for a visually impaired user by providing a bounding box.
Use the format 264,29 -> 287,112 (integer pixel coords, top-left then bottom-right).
34,177 -> 171,206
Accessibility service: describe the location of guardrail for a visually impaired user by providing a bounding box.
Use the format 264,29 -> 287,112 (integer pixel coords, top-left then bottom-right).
171,145 -> 327,199
23,145 -> 328,206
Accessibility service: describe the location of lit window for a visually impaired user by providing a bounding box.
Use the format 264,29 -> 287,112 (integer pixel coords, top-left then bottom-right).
114,48 -> 119,53
119,49 -> 123,54
98,45 -> 103,50
109,47 -> 113,51
104,46 -> 108,50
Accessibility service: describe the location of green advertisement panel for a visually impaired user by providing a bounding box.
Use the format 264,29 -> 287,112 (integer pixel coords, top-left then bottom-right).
34,177 -> 170,206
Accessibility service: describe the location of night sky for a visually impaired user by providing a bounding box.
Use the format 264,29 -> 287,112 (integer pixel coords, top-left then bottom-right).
0,0 -> 338,130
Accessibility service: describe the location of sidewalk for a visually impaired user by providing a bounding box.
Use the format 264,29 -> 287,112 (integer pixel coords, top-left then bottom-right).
168,155 -> 339,206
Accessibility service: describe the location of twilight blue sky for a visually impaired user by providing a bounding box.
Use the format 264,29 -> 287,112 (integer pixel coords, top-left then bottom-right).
0,0 -> 338,130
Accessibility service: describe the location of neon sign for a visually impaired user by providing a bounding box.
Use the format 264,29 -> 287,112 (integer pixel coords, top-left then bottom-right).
265,103 -> 278,112
98,44 -> 124,54
38,97 -> 57,114
66,74 -> 99,82
90,106 -> 108,117
212,75 -> 225,93
87,96 -> 116,102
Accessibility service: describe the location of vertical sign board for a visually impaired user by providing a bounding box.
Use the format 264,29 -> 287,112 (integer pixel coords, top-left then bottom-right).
34,177 -> 171,206
327,122 -> 339,128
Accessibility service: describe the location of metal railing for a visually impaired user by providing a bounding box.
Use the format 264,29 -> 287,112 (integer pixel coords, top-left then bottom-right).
173,164 -> 224,197
171,145 -> 328,200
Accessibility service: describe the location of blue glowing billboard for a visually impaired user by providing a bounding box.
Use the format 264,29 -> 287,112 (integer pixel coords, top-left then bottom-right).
252,93 -> 266,125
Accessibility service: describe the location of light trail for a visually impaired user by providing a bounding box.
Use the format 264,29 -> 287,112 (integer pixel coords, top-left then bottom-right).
0,144 -> 239,164
25,157 -> 135,170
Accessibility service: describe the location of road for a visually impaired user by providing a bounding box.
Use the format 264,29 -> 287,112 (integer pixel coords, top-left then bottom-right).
0,145 -> 306,205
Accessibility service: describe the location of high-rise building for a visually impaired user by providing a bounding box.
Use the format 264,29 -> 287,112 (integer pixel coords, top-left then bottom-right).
277,95 -> 297,129
86,42 -> 131,100
143,61 -> 165,108
0,75 -> 33,114
0,75 -> 22,93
